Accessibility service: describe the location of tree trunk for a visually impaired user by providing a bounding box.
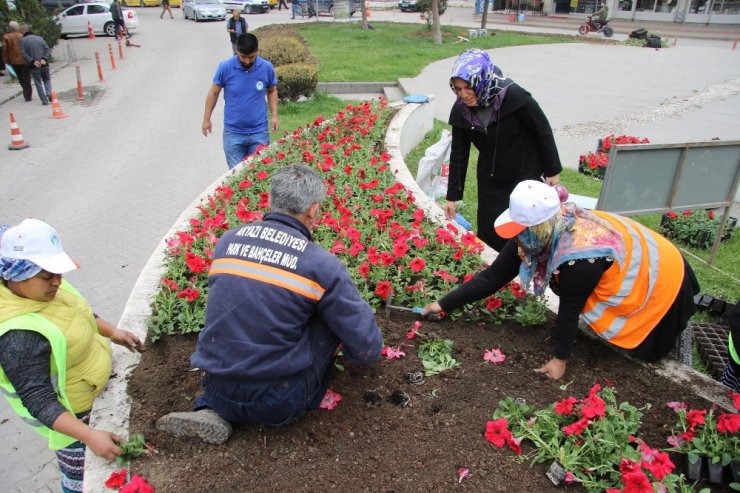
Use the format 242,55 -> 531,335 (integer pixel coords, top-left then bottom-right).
481,0 -> 489,28
431,0 -> 442,44
360,0 -> 369,29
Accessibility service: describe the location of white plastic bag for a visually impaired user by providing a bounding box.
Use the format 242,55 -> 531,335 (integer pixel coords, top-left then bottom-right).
416,129 -> 452,199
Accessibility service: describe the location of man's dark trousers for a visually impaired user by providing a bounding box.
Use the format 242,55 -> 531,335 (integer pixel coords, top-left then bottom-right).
194,318 -> 340,426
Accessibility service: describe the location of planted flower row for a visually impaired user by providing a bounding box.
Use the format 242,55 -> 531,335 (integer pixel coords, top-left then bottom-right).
578,134 -> 650,179
659,209 -> 736,250
485,385 -> 740,492
147,99 -> 545,342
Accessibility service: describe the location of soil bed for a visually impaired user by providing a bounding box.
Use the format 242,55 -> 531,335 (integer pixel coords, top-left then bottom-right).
128,312 -> 729,492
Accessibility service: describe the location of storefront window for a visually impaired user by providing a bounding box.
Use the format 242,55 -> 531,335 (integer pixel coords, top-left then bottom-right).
656,0 -> 677,11
712,0 -> 740,13
618,0 -> 632,10
636,0 -> 656,10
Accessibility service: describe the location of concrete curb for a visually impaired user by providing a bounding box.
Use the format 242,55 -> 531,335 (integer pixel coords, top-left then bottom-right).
84,98 -> 732,491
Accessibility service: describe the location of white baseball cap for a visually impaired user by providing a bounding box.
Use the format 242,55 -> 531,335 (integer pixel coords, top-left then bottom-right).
0,219 -> 78,274
494,181 -> 562,239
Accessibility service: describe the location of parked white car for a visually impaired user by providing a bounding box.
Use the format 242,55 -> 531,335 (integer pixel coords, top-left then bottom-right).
183,0 -> 227,21
222,0 -> 269,14
55,2 -> 139,37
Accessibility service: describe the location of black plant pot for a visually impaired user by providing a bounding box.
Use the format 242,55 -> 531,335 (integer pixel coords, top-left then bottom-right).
687,455 -> 704,481
731,460 -> 740,483
707,458 -> 724,484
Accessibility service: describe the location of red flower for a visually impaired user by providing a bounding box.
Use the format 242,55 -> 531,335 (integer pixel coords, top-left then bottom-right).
620,457 -> 638,474
717,413 -> 740,433
160,278 -> 180,292
708,210 -> 715,220
409,258 -> 426,273
105,469 -> 128,489
485,296 -> 502,311
580,394 -> 606,419
554,397 -> 578,415
686,408 -> 707,429
176,287 -> 200,302
319,389 -> 342,410
435,270 -> 459,283
238,179 -> 253,189
484,418 -> 512,448
185,252 -> 207,274
682,210 -> 692,216
393,241 -> 410,258
375,281 -> 392,300
256,170 -> 270,180
731,392 -> 740,411
666,211 -> 677,219
406,321 -> 422,340
562,417 -> 590,436
358,262 -> 370,280
506,435 -> 523,455
642,451 -> 675,480
621,470 -> 652,493
120,474 -> 155,493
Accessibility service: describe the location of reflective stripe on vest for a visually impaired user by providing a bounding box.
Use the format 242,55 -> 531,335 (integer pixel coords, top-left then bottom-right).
579,211 -> 683,349
209,257 -> 325,301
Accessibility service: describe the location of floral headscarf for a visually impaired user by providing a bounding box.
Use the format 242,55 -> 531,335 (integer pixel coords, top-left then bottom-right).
449,48 -> 512,110
516,194 -> 626,296
0,224 -> 43,282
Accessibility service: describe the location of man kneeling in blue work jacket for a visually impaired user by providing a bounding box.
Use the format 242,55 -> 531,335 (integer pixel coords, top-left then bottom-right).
157,165 -> 383,444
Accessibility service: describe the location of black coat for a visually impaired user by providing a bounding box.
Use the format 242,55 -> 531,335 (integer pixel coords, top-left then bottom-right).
227,17 -> 248,44
446,83 -> 562,250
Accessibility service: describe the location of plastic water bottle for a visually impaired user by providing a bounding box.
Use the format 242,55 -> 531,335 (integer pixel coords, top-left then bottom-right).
455,213 -> 473,230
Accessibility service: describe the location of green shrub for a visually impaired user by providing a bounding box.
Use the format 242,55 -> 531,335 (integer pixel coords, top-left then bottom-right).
9,0 -> 61,49
275,63 -> 318,101
260,36 -> 307,68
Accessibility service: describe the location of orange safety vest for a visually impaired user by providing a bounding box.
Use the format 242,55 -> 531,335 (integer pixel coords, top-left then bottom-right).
580,211 -> 684,349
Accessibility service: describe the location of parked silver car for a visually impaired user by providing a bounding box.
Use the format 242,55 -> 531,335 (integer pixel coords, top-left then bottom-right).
183,0 -> 227,21
221,0 -> 269,13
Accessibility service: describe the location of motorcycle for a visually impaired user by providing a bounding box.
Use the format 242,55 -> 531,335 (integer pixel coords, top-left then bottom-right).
578,16 -> 614,37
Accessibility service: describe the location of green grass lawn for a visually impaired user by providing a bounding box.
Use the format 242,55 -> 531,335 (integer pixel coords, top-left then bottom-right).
292,22 -> 573,82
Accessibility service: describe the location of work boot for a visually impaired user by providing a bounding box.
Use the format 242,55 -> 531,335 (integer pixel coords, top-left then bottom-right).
156,409 -> 232,445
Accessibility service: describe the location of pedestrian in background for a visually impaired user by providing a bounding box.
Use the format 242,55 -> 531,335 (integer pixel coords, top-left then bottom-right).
2,21 -> 32,102
721,304 -> 740,392
160,0 -> 174,19
20,24 -> 52,106
446,49 -> 562,251
225,10 -> 247,54
291,0 -> 302,18
202,33 -> 279,169
110,0 -> 129,40
278,0 -> 288,10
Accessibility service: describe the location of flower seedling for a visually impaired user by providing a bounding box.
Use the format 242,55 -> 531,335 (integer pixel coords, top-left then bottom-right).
417,339 -> 460,376
116,434 -> 156,464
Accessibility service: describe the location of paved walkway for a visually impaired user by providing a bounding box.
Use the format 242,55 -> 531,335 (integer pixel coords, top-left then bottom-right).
0,6 -> 738,492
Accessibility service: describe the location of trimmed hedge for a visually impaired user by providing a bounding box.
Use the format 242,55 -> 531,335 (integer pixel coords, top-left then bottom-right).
260,36 -> 307,68
275,62 -> 319,102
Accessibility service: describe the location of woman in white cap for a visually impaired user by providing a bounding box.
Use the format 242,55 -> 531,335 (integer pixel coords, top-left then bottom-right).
0,219 -> 144,493
424,180 -> 699,380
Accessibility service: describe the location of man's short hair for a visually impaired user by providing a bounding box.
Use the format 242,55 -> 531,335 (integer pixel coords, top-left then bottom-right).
236,33 -> 258,55
270,165 -> 326,215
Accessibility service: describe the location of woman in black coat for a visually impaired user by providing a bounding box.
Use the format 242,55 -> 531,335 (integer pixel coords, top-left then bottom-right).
445,49 -> 562,251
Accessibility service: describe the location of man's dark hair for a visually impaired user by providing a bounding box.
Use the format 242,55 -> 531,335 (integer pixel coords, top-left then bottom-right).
236,33 -> 258,55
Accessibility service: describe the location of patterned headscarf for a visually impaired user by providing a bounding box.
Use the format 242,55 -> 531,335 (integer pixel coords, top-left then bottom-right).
449,49 -> 512,109
0,224 -> 43,282
515,192 -> 625,296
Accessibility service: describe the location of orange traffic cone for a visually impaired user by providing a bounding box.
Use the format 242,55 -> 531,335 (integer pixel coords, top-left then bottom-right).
88,21 -> 95,40
8,113 -> 29,150
50,92 -> 69,119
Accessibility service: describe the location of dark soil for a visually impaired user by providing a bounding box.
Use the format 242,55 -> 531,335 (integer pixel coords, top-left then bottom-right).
128,313 -> 731,492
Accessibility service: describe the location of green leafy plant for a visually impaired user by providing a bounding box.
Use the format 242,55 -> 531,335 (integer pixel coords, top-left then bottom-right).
487,385 -> 699,492
116,434 -> 157,464
659,209 -> 735,250
417,338 -> 460,376
511,295 -> 547,326
666,403 -> 740,467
